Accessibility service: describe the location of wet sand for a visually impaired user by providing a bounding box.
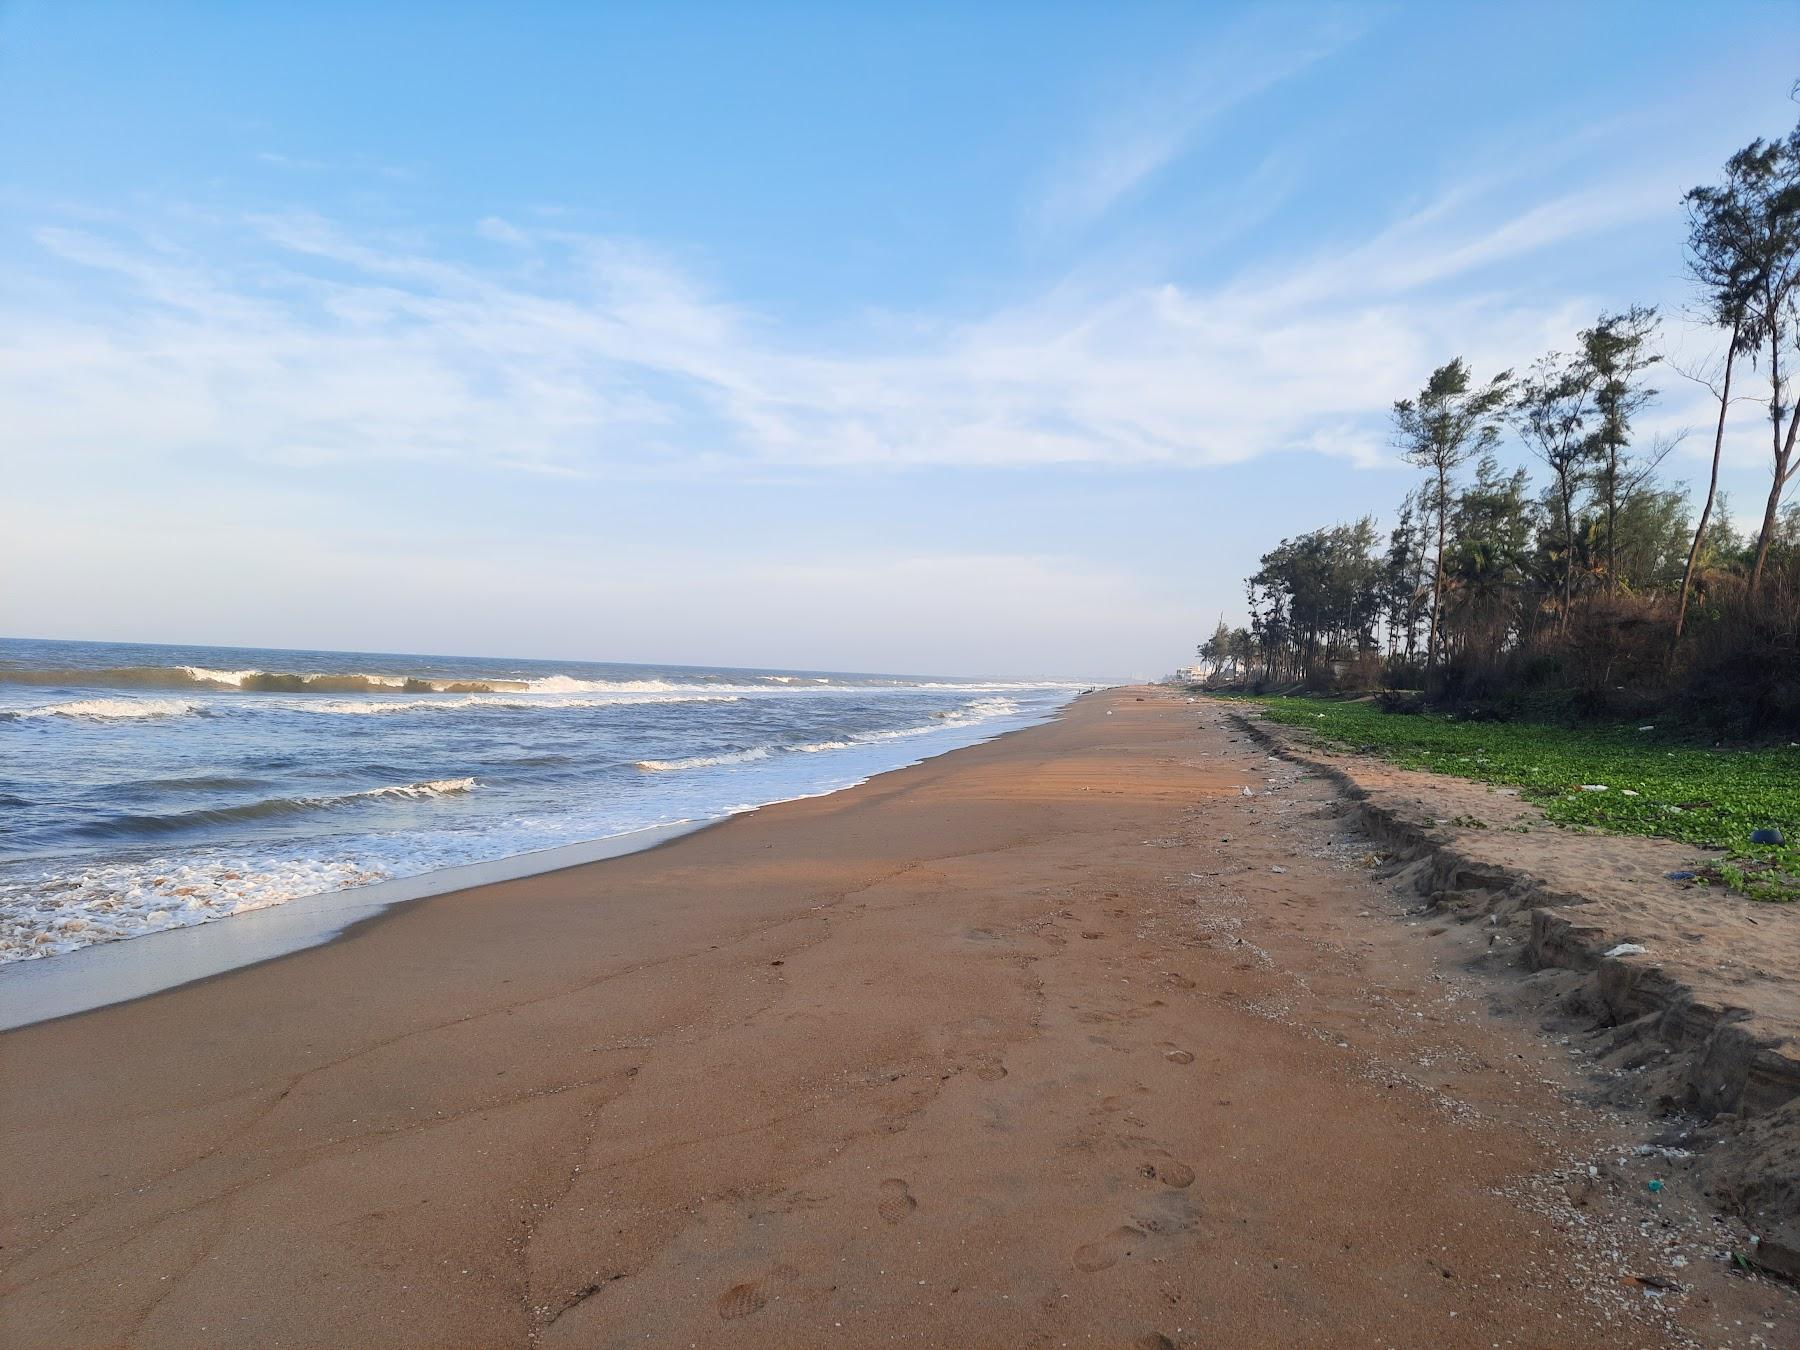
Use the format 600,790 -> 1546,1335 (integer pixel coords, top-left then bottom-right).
0,689 -> 1776,1346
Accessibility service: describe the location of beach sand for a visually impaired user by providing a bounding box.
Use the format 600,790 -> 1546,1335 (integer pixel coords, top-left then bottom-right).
0,689 -> 1776,1346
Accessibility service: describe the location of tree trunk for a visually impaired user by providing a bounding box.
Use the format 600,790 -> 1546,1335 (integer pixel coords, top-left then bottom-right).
1675,326 -> 1738,642
1750,320 -> 1793,594
1750,401 -> 1798,592
1407,538 -> 1427,664
1604,452 -> 1619,596
1426,470 -> 1447,669
1559,474 -> 1575,634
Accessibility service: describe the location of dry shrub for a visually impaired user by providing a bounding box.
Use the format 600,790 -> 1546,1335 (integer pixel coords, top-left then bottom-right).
1677,557 -> 1800,737
1558,592 -> 1674,715
1301,652 -> 1383,693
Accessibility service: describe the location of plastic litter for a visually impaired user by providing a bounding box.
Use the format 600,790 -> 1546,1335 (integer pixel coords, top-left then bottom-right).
1664,870 -> 1696,881
1604,942 -> 1648,958
1750,827 -> 1785,846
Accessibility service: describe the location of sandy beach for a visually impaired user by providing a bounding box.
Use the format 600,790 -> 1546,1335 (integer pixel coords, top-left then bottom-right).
1,688 -> 1785,1347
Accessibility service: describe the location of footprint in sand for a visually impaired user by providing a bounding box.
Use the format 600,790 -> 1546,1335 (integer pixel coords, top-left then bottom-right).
716,1263 -> 799,1320
1072,1225 -> 1145,1272
878,1178 -> 918,1223
974,1062 -> 1008,1082
1135,1336 -> 1177,1350
1153,1160 -> 1196,1188
717,1283 -> 767,1320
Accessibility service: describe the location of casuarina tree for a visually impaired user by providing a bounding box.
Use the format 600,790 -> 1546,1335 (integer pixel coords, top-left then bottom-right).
1391,359 -> 1513,669
1581,306 -> 1662,595
1685,122 -> 1800,593
1512,348 -> 1600,631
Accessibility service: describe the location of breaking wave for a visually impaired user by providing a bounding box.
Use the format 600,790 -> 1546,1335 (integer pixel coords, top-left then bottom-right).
634,697 -> 1024,773
1,639 -> 1084,969
0,664 -> 1083,698
75,778 -> 478,838
4,698 -> 205,722
635,747 -> 773,772
0,664 -> 697,695
302,693 -> 744,716
1,855 -> 390,963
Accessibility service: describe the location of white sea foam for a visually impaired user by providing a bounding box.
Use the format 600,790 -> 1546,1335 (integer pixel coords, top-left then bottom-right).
524,675 -> 689,694
1,778 -> 477,961
637,696 -> 1025,771
203,672 -> 838,697
958,696 -> 1023,719
177,665 -> 276,687
12,698 -> 204,721
6,659 -> 1090,698
0,647 -> 1079,970
340,777 -> 477,802
302,693 -> 744,716
0,854 -> 390,962
861,695 -> 1021,738
909,681 -> 1095,693
517,677 -> 836,696
635,747 -> 773,772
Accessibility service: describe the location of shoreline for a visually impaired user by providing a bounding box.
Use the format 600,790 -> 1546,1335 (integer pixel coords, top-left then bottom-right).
0,704 -> 1067,1030
0,819 -> 704,1031
2,687 -> 1778,1347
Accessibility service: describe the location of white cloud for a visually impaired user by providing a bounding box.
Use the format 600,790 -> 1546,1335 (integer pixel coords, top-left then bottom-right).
1032,8 -> 1368,233
0,152 -> 1688,484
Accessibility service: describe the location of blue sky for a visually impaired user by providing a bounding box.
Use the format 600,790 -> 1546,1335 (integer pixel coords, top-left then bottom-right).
2,2 -> 1796,678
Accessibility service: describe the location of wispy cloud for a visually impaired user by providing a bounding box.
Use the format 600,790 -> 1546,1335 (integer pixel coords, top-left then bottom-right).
0,148 -> 1703,483
1032,7 -> 1369,235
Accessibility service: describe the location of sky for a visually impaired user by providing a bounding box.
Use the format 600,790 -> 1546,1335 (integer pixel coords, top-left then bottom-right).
2,2 -> 1797,679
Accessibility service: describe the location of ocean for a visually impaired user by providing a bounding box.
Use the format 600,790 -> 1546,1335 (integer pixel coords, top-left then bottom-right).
0,637 -> 1084,966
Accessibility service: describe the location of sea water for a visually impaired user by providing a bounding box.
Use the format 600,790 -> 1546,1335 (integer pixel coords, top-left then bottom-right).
0,637 -> 1084,965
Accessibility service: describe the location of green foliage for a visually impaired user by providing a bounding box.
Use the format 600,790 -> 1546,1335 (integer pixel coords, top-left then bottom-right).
1442,452 -> 1535,651
1211,109 -> 1800,734
1391,359 -> 1515,667
1609,483 -> 1692,588
1700,489 -> 1746,567
1684,118 -> 1800,584
1580,306 -> 1663,592
1239,695 -> 1800,901
1246,518 -> 1383,682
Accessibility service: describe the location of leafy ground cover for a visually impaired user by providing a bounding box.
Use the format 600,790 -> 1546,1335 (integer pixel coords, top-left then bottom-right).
1227,695 -> 1800,901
